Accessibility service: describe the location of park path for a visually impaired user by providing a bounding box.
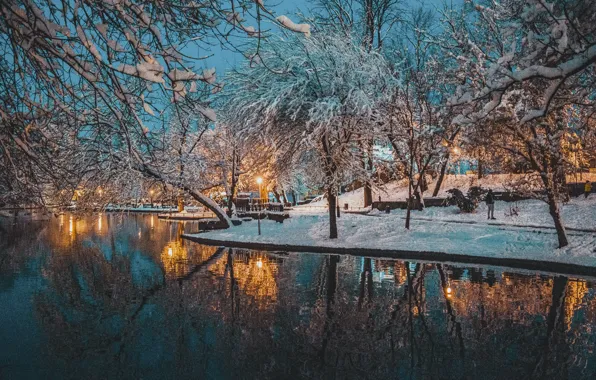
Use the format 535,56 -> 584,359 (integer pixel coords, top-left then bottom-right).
402,215 -> 596,234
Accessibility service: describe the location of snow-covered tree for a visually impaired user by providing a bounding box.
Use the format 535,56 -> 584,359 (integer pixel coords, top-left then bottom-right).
0,0 -> 310,226
312,0 -> 405,206
438,0 -> 596,247
312,0 -> 404,50
382,7 -> 455,228
222,29 -> 394,238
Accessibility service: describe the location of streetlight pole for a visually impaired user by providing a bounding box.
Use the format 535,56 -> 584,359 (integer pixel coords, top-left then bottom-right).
256,177 -> 263,235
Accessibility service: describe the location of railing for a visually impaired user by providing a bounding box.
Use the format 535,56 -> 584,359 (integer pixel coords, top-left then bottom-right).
234,199 -> 287,213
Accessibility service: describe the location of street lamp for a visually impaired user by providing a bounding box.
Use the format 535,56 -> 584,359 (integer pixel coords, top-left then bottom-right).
149,189 -> 154,207
256,177 -> 263,235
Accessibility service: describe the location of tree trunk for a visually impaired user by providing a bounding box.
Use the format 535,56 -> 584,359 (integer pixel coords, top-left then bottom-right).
362,137 -> 374,207
541,170 -> 568,247
363,184 -> 373,207
327,188 -> 338,239
557,167 -> 570,203
437,264 -> 465,358
477,159 -> 483,179
291,190 -> 297,206
546,189 -> 568,248
320,254 -> 339,364
432,152 -> 450,197
272,189 -> 282,203
137,164 -> 231,228
226,148 -> 239,217
532,276 -> 568,378
281,189 -> 288,205
405,180 -> 413,230
358,258 -> 373,310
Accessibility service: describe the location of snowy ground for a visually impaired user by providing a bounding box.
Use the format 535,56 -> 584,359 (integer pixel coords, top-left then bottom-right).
188,196 -> 596,267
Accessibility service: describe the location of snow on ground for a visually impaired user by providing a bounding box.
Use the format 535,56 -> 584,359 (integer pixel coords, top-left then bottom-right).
190,196 -> 596,267
405,197 -> 596,231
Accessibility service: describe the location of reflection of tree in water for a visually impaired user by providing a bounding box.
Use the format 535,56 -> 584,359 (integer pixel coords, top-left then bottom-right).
208,249 -> 280,308
34,243 -> 147,378
282,260 -> 595,379
27,230 -> 596,379
0,221 -> 47,291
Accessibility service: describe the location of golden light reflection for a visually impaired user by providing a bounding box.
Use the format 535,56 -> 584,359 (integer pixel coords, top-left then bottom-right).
98,213 -> 102,232
209,252 -> 278,307
50,214 -> 92,248
150,215 -> 154,229
448,274 -> 557,325
160,240 -> 189,278
565,279 -> 588,329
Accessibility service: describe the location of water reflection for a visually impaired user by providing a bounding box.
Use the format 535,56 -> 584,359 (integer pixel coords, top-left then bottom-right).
0,214 -> 595,379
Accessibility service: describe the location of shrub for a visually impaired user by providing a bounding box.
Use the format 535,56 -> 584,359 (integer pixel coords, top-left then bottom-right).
446,186 -> 487,213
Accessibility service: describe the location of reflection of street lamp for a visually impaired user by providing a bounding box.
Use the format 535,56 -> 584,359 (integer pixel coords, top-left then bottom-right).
256,177 -> 263,235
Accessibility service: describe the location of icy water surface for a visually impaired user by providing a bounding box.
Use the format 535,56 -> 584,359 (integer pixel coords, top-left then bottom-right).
1,213 -> 596,379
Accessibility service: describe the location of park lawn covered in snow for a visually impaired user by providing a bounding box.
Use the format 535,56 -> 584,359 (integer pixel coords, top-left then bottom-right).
188,196 -> 596,267
377,196 -> 596,232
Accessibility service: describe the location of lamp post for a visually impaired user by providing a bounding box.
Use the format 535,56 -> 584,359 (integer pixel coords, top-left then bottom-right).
149,189 -> 154,207
256,177 -> 263,235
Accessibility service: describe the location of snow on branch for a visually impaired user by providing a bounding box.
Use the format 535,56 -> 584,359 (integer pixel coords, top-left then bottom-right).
441,0 -> 596,124
276,15 -> 311,38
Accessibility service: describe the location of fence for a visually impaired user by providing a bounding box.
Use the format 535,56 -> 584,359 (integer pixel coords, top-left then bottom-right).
235,199 -> 287,213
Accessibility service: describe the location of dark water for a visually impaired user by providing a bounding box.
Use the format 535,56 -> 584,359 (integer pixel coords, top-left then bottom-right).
1,214 -> 596,379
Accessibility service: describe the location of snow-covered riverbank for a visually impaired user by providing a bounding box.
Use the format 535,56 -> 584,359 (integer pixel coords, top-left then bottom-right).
185,197 -> 596,267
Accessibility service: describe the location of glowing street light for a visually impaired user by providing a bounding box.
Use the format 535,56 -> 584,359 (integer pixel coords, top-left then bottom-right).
256,259 -> 263,268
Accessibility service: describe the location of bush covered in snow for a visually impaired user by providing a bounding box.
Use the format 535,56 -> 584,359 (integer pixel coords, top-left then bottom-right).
447,186 -> 487,213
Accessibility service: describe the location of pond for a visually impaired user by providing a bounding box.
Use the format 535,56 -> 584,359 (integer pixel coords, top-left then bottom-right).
1,213 -> 595,379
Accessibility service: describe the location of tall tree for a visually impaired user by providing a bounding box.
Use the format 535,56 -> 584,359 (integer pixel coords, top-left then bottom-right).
439,0 -> 596,247
223,30 -> 394,238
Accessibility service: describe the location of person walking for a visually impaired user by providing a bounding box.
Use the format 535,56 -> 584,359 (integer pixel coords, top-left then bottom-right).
486,189 -> 496,220
585,180 -> 592,199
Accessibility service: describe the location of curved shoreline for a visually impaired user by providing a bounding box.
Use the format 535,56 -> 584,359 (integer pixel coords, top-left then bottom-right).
182,233 -> 596,278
